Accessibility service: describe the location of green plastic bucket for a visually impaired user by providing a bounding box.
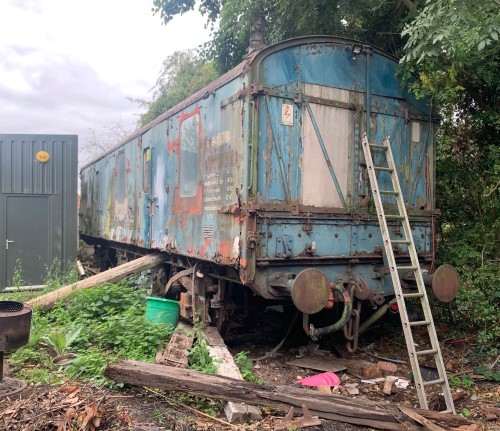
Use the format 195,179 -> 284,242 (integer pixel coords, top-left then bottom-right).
145,297 -> 180,326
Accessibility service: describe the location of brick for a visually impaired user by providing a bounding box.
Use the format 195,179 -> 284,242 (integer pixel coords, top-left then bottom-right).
346,359 -> 382,379
224,401 -> 262,423
377,360 -> 398,375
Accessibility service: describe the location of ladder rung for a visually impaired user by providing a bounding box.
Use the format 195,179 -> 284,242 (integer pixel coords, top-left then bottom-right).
403,292 -> 424,298
416,349 -> 438,356
391,239 -> 411,245
423,378 -> 445,387
379,190 -> 398,195
409,320 -> 431,327
397,266 -> 417,271
385,215 -> 405,220
374,166 -> 393,172
369,144 -> 386,150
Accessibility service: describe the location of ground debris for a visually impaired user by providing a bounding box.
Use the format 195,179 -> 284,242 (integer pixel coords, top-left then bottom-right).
0,384 -> 109,431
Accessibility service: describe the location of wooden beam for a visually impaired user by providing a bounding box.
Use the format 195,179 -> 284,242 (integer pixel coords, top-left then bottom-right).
27,253 -> 166,311
104,360 -> 477,431
399,407 -> 446,431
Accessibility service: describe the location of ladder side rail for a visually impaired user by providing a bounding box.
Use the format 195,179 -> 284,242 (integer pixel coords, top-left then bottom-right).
360,133 -> 429,408
383,137 -> 456,413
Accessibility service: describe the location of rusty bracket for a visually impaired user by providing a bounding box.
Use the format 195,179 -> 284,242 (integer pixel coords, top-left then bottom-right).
277,404 -> 321,429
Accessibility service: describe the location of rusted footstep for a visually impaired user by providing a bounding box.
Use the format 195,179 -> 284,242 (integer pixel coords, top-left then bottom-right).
277,404 -> 321,429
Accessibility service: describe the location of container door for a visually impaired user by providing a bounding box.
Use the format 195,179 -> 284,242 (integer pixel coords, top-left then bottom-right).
4,195 -> 50,287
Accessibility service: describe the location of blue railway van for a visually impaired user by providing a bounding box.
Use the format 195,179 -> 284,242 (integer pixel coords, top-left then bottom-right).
80,36 -> 458,349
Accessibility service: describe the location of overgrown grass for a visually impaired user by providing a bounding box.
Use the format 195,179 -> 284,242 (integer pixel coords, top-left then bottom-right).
7,279 -> 174,387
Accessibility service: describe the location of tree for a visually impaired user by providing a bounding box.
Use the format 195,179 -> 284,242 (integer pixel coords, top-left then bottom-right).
153,0 -> 424,73
134,50 -> 218,126
81,121 -> 133,164
400,0 -> 500,351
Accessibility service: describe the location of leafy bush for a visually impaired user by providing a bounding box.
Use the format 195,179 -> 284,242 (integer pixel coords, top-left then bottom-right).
8,278 -> 174,386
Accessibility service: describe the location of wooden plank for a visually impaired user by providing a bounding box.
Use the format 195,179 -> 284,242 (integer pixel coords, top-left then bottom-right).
202,327 -> 261,423
286,355 -> 347,373
27,253 -> 166,310
157,322 -> 193,368
399,406 -> 447,431
104,360 -> 425,431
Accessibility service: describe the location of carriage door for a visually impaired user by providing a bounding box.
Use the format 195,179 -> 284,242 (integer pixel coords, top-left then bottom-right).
143,147 -> 153,247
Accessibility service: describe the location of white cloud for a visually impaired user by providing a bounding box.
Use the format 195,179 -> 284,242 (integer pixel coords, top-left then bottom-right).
0,0 -> 211,163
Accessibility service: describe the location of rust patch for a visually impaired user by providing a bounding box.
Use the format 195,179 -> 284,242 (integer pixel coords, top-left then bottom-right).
168,138 -> 179,154
217,240 -> 232,259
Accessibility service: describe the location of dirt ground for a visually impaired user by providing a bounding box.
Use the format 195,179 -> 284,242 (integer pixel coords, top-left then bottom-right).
1,310 -> 499,431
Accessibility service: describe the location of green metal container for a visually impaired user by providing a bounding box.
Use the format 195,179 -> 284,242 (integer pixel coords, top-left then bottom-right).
145,297 -> 180,326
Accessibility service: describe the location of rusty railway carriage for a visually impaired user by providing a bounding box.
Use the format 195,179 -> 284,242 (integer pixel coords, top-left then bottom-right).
80,36 -> 457,349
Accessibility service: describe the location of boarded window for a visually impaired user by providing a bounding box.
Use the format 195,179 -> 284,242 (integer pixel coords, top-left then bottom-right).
143,148 -> 151,193
93,171 -> 100,203
117,150 -> 125,202
180,114 -> 200,197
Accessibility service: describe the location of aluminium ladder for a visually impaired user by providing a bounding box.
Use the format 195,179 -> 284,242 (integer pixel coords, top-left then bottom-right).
360,133 -> 455,413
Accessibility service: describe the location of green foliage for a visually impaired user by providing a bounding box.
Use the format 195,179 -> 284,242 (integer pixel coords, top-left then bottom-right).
8,279 -> 173,386
235,351 -> 262,384
135,50 -> 218,126
186,319 -> 219,374
42,327 -> 82,356
474,366 -> 500,382
460,408 -> 471,418
400,0 -> 500,354
65,347 -> 115,387
44,259 -> 79,292
153,0 -> 423,73
11,258 -> 24,288
449,376 -> 474,389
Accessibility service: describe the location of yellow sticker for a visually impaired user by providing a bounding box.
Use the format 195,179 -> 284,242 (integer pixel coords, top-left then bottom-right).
36,150 -> 50,163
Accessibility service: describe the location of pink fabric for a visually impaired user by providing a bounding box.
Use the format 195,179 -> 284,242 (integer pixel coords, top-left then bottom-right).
296,372 -> 341,387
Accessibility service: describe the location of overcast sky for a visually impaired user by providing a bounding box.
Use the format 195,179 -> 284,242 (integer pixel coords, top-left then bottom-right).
0,0 -> 211,163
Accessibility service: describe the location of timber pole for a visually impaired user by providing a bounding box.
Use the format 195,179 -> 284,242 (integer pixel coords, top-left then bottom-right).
26,253 -> 166,311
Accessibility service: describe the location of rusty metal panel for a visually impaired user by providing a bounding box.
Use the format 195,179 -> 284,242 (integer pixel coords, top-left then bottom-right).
0,134 -> 78,288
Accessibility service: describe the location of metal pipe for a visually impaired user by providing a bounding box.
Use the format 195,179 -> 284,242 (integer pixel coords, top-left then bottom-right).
359,297 -> 397,335
309,284 -> 352,340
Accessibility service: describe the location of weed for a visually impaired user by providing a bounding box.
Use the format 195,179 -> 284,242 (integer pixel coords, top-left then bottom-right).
44,259 -> 79,293
66,346 -> 117,387
11,258 -> 24,288
449,376 -> 474,389
474,366 -> 500,382
235,351 -> 262,384
188,320 -> 219,374
42,327 -> 82,356
16,368 -> 61,386
460,408 -> 471,418
177,393 -> 222,417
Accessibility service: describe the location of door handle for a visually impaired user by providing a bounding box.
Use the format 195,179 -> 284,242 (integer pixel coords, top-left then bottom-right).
6,239 -> 14,250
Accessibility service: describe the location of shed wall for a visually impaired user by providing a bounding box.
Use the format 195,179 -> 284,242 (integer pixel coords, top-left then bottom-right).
0,134 -> 78,288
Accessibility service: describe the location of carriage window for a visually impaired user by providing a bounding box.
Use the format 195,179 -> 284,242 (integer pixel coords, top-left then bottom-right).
180,114 -> 200,197
143,148 -> 151,193
117,150 -> 125,202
